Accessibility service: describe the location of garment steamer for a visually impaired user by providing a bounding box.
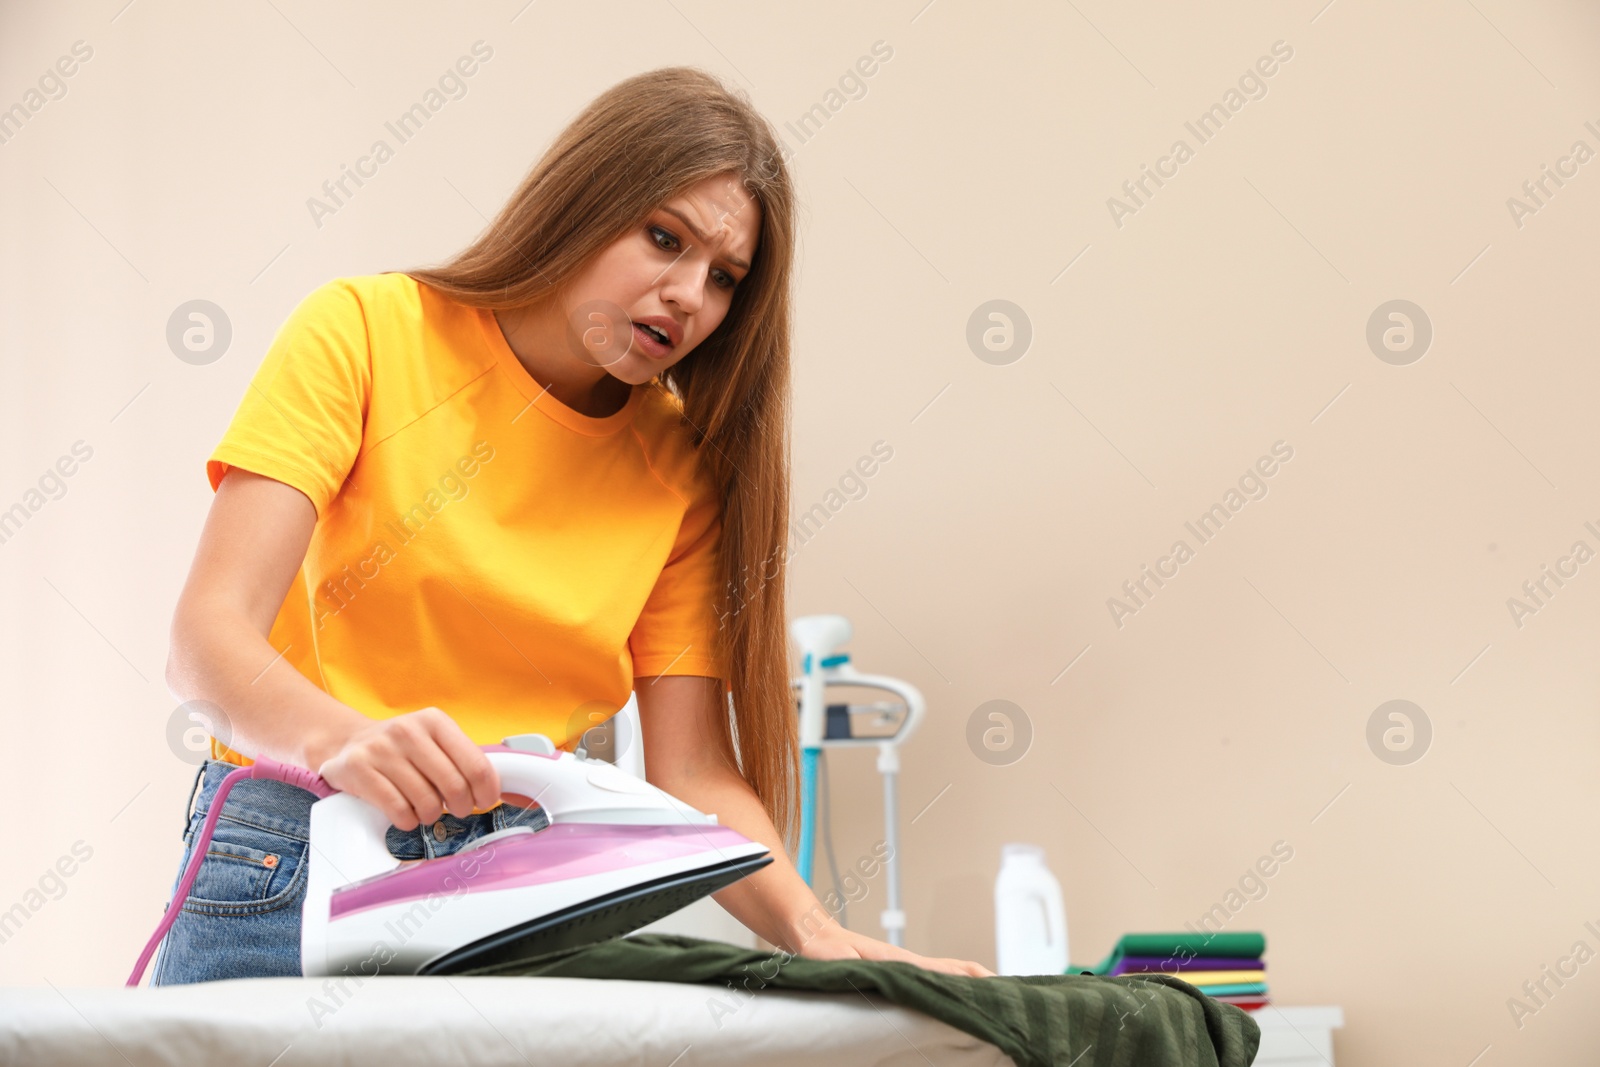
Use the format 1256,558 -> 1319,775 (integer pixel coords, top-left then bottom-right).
790,614 -> 925,947
128,733 -> 772,985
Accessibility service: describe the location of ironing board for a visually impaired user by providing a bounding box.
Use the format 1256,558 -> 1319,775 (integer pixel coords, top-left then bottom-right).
0,972 -> 1015,1066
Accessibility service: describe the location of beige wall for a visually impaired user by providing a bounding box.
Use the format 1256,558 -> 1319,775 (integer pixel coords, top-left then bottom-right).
3,1 -> 1599,1062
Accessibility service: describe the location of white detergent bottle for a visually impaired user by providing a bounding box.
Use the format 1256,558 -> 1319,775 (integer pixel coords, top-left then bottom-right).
994,843 -> 1068,975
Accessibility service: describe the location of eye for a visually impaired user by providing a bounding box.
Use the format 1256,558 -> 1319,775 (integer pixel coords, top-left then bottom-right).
647,224 -> 678,253
648,225 -> 739,290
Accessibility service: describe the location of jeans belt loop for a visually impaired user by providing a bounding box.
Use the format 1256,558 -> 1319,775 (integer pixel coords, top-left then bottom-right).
180,759 -> 208,839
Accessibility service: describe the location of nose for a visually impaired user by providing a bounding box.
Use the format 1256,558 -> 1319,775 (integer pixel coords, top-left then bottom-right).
658,259 -> 709,317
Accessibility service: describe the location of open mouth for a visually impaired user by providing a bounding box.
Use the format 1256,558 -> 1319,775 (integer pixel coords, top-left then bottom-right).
636,323 -> 670,345
633,322 -> 674,354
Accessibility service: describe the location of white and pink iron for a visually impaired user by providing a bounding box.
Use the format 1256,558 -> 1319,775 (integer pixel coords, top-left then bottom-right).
129,732 -> 772,984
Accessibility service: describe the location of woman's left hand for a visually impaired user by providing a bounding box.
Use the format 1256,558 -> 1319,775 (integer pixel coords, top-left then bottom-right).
796,924 -> 996,978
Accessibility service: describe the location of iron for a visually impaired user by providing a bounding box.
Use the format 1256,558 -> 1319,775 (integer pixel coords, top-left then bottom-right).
129,732 -> 771,984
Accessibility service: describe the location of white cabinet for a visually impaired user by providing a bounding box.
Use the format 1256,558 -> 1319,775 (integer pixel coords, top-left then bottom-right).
1252,1006 -> 1345,1066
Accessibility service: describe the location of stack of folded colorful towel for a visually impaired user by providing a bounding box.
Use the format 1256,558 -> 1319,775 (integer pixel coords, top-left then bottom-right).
1084,932 -> 1268,1010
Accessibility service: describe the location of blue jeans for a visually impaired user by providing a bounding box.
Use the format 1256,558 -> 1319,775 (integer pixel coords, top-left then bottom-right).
150,757 -> 548,985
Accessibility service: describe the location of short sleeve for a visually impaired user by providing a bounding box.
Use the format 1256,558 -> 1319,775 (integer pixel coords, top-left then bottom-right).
206,279 -> 371,518
629,465 -> 729,681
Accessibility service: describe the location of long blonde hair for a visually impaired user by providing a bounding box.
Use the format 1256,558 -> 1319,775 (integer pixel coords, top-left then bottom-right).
403,67 -> 799,843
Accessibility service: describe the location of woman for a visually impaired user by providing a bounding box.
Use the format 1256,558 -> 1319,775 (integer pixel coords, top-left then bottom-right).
152,66 -> 993,984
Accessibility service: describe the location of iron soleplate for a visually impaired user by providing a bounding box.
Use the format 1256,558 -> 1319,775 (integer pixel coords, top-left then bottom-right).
417,853 -> 773,975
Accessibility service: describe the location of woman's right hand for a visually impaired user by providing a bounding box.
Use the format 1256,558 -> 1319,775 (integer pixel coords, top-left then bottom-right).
314,707 -> 502,832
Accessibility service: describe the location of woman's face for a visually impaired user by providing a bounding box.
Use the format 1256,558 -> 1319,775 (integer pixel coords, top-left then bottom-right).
562,172 -> 761,382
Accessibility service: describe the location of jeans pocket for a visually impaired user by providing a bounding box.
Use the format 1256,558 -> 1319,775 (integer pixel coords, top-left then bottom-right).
179,815 -> 307,917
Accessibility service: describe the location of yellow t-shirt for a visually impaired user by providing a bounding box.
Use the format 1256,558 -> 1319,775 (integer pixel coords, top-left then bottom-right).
203,272 -> 728,769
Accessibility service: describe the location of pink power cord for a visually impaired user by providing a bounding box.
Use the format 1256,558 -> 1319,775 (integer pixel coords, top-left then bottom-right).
127,756 -> 338,987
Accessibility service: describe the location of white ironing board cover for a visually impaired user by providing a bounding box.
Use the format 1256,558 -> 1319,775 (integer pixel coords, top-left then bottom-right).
0,974 -> 1016,1067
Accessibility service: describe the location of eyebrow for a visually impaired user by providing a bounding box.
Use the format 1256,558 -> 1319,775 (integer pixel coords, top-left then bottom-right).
660,205 -> 752,273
